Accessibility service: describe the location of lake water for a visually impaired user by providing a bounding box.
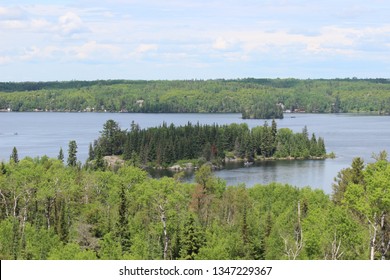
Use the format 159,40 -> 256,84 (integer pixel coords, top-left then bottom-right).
1,112 -> 389,194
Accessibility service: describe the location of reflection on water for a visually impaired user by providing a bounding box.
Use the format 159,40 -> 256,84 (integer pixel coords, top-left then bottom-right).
150,159 -> 336,193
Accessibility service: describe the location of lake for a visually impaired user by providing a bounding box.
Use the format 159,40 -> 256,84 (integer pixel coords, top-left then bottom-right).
1,112 -> 389,194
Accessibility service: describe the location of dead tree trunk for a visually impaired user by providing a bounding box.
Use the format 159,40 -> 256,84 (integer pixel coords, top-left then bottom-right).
158,204 -> 169,260
282,200 -> 303,260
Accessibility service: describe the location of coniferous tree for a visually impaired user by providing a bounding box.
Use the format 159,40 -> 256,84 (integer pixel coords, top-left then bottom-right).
179,214 -> 204,260
94,147 -> 105,170
332,157 -> 365,205
317,137 -> 326,156
115,185 -> 131,253
309,133 -> 318,156
58,147 -> 64,162
67,140 -> 78,167
271,119 -> 278,154
1,162 -> 6,174
10,147 -> 19,163
88,143 -> 95,161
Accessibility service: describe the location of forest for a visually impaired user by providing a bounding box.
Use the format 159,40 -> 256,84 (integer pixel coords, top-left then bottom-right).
0,149 -> 389,260
1,78 -> 390,115
89,120 -> 326,169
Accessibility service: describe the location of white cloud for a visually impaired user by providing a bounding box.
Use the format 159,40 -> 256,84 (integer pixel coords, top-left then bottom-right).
58,12 -> 87,35
0,55 -> 11,64
212,37 -> 228,50
30,18 -> 51,30
1,19 -> 26,29
206,24 -> 390,61
71,41 -> 121,60
0,6 -> 26,20
135,44 -> 158,54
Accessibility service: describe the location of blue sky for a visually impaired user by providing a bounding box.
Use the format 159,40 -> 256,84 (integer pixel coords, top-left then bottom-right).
1,0 -> 390,81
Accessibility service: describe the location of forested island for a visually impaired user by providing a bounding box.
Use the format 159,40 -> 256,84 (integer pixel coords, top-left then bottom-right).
1,78 -> 390,116
0,149 -> 389,260
87,120 -> 327,170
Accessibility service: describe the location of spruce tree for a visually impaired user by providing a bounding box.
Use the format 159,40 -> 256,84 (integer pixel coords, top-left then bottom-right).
67,140 -> 78,167
309,133 -> 318,156
10,147 -> 19,163
94,147 -> 105,170
58,147 -> 64,162
88,143 -> 95,161
317,137 -> 326,156
351,157 -> 364,184
115,185 -> 131,253
179,214 -> 204,260
1,162 -> 6,174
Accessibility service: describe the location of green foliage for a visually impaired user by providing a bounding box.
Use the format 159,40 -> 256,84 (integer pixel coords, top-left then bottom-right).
94,121 -> 326,168
10,147 -> 19,164
2,78 -> 390,114
67,140 -> 78,167
0,151 -> 388,260
242,99 -> 284,119
48,243 -> 97,260
332,157 -> 365,204
179,213 -> 204,260
98,120 -> 126,155
57,147 -> 64,162
336,154 -> 390,260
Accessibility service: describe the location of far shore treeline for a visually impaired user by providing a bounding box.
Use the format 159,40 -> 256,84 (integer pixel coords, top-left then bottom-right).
1,78 -> 390,117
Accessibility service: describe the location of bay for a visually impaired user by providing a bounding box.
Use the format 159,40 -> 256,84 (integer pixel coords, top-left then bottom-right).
1,112 -> 389,194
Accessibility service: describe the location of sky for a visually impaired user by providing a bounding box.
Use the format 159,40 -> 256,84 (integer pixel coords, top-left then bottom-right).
1,0 -> 390,81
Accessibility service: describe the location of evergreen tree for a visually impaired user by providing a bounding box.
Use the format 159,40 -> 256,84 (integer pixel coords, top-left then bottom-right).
58,201 -> 68,242
10,147 -> 19,163
271,119 -> 278,152
88,143 -> 95,161
332,157 -> 364,205
351,157 -> 364,184
309,133 -> 318,156
115,185 -> 131,253
179,214 -> 204,260
317,137 -> 326,156
94,147 -> 105,170
99,119 -> 125,155
57,147 -> 64,162
1,162 -> 6,174
67,140 -> 78,167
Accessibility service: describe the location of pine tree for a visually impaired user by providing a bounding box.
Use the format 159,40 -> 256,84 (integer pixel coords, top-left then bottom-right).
115,185 -> 131,253
351,157 -> 364,184
67,140 -> 78,167
88,143 -> 95,161
317,137 -> 326,156
58,147 -> 64,162
10,147 -> 19,163
1,162 -> 6,174
270,119 -> 278,154
179,214 -> 204,260
94,147 -> 105,170
309,133 -> 318,156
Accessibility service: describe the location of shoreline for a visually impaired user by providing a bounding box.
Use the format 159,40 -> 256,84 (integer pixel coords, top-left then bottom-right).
164,154 -> 333,172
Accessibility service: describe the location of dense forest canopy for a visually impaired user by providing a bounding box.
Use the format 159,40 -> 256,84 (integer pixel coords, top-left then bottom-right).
1,78 -> 390,114
0,151 -> 389,260
89,120 -> 326,169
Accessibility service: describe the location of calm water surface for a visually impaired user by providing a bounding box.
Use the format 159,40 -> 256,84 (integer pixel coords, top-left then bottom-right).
1,112 -> 389,194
